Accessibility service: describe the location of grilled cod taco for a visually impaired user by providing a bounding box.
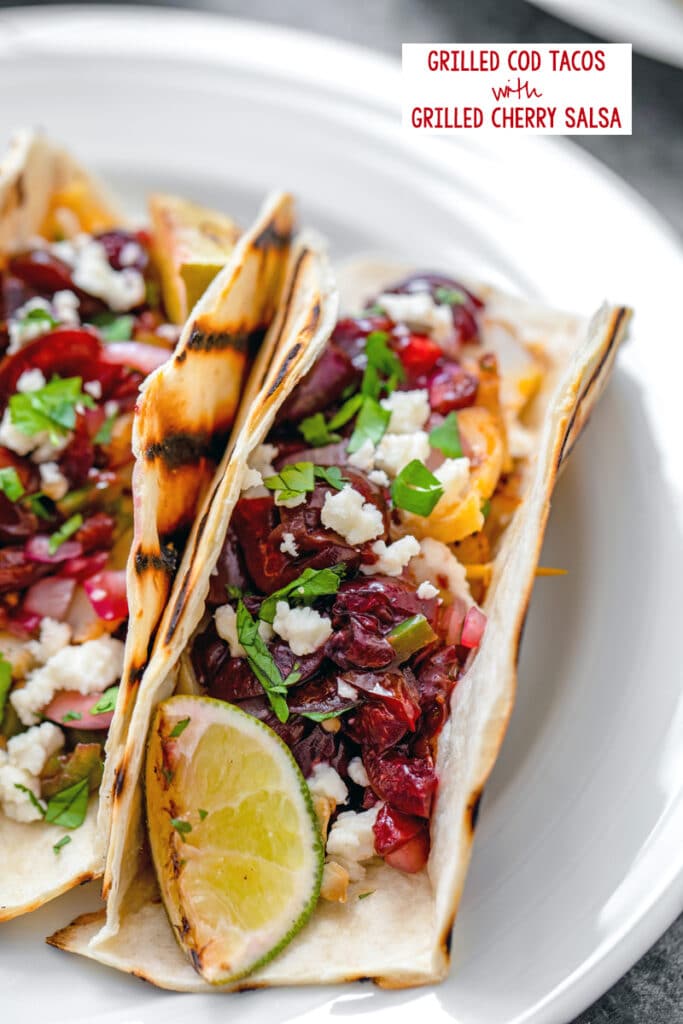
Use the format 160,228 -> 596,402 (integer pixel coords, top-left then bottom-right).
49,247 -> 629,988
0,131 -> 294,919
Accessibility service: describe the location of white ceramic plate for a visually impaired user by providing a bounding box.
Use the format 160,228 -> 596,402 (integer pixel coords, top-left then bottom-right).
0,8 -> 682,1024
528,0 -> 683,69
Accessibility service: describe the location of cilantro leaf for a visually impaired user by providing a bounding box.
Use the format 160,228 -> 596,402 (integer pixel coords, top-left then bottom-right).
170,817 -> 192,840
313,466 -> 347,490
299,413 -> 341,447
20,307 -> 58,330
300,707 -> 355,722
90,685 -> 119,716
9,375 -> 95,445
347,397 -> 390,454
226,584 -> 243,600
429,412 -> 463,458
236,600 -> 299,722
434,286 -> 465,306
94,410 -> 118,445
198,808 -> 208,821
169,717 -> 190,738
91,312 -> 135,342
0,467 -> 25,502
53,835 -> 72,854
61,711 -> 82,723
357,890 -> 375,900
328,393 -> 364,430
14,783 -> 46,817
361,331 -> 404,400
0,654 -> 12,728
263,462 -> 314,503
258,565 -> 346,625
391,460 -> 444,517
44,777 -> 89,829
48,513 -> 83,555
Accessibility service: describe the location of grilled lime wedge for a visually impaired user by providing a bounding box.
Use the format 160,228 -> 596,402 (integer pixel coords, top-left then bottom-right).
145,695 -> 323,985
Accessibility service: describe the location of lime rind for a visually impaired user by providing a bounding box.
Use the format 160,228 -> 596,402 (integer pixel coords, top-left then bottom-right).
145,694 -> 323,985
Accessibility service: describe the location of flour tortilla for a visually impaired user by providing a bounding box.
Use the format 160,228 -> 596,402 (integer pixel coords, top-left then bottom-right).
48,255 -> 629,987
0,132 -> 294,920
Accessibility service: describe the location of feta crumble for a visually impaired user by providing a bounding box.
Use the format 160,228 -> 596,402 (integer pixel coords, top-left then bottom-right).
326,804 -> 381,863
10,635 -> 125,726
378,291 -> 453,345
279,532 -> 299,558
0,760 -> 44,823
0,408 -> 70,463
307,763 -> 348,806
0,722 -> 65,823
417,580 -> 440,600
380,389 -> 430,434
320,484 -> 384,545
433,457 -> 471,507
7,721 -> 64,776
39,461 -> 69,501
118,241 -> 143,267
347,439 -> 376,472
7,297 -> 52,354
16,368 -> 47,393
249,444 -> 279,478
347,757 -> 370,788
274,491 -> 306,509
361,535 -> 420,577
410,538 -> 472,606
240,467 -> 263,492
368,469 -> 390,487
84,380 -> 102,400
374,430 -> 430,477
67,238 -> 145,312
272,601 -> 332,656
52,289 -> 80,325
27,618 -> 72,664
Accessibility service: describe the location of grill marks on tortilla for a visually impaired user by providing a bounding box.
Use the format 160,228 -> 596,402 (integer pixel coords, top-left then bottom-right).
186,324 -> 263,355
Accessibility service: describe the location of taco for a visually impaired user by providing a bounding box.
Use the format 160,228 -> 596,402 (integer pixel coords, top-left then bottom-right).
0,131 -> 295,919
49,249 -> 629,988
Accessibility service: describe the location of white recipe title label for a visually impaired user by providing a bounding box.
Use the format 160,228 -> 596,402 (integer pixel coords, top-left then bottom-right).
402,44 -> 632,134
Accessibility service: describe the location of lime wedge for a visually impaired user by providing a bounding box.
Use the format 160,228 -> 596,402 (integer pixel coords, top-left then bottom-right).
145,695 -> 323,984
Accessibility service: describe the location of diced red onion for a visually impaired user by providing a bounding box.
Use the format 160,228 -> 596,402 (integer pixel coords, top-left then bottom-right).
25,535 -> 83,564
460,605 -> 487,649
442,598 -> 467,646
24,576 -> 76,620
101,342 -> 169,375
44,690 -> 113,730
84,569 -> 128,621
61,551 -> 109,581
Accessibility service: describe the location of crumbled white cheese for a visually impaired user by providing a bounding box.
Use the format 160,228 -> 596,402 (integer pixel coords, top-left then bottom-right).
10,635 -> 125,726
214,604 -> 272,658
118,241 -> 143,267
68,238 -> 145,311
337,679 -> 358,700
156,323 -> 181,343
378,291 -> 454,345
7,722 -> 64,776
0,759 -> 44,822
279,532 -> 299,558
274,491 -> 306,509
320,484 -> 384,546
307,763 -> 348,806
249,444 -> 279,478
374,431 -> 430,477
417,580 -> 439,600
0,408 -> 70,463
433,457 -> 471,506
104,400 -> 119,418
272,601 -> 332,656
16,368 -> 47,393
84,380 -> 102,400
7,297 -> 52,353
347,757 -> 370,788
30,431 -> 70,465
347,439 -> 376,472
361,535 -> 420,577
52,289 -> 80,325
27,618 -> 72,664
380,389 -> 430,434
326,804 -> 381,863
410,538 -> 472,606
39,461 -> 69,501
368,469 -> 390,487
240,467 -> 263,492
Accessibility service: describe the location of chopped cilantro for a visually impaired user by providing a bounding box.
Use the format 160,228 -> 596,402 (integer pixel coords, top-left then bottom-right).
226,585 -> 243,601
361,331 -> 404,400
61,711 -> 83,723
481,498 -> 491,519
429,412 -> 463,459
258,565 -> 346,625
198,808 -> 208,821
313,466 -> 347,491
299,413 -> 340,447
170,817 -> 192,840
347,396 -> 390,454
357,890 -> 375,900
91,312 -> 135,342
9,375 -> 95,445
48,513 -> 83,555
300,707 -> 355,722
0,467 -> 24,502
94,410 -> 118,445
434,286 -> 465,306
328,393 -> 364,430
236,600 -> 300,722
13,784 -> 46,817
169,717 -> 190,738
53,835 -> 72,854
44,777 -> 89,829
0,653 -> 12,728
90,685 -> 119,716
263,461 -> 314,503
391,460 -> 444,517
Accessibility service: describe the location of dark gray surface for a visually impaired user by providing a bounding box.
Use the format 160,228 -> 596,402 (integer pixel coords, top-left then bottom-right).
2,0 -> 682,1020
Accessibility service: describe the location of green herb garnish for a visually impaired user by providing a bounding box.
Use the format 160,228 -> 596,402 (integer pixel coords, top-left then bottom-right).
169,717 -> 190,738
0,653 -> 12,728
391,460 -> 444,517
90,685 -> 119,716
357,890 -> 375,900
198,809 -> 208,821
20,307 -> 58,330
61,711 -> 82,723
226,584 -> 243,601
258,565 -> 346,625
170,817 -> 192,840
299,413 -> 341,447
429,412 -> 463,459
0,467 -> 25,502
481,498 -> 491,519
328,393 -> 364,430
94,410 -> 118,445
236,600 -> 300,722
48,513 -> 83,555
263,461 -> 314,504
44,777 -> 89,829
300,707 -> 355,722
347,397 -> 390,454
53,835 -> 72,854
14,784 -> 46,817
24,492 -> 53,521
91,312 -> 135,342
361,331 -> 404,400
313,466 -> 347,491
9,375 -> 95,445
434,286 -> 465,306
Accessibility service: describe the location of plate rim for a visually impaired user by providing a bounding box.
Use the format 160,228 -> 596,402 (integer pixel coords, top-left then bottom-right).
0,7 -> 681,1022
